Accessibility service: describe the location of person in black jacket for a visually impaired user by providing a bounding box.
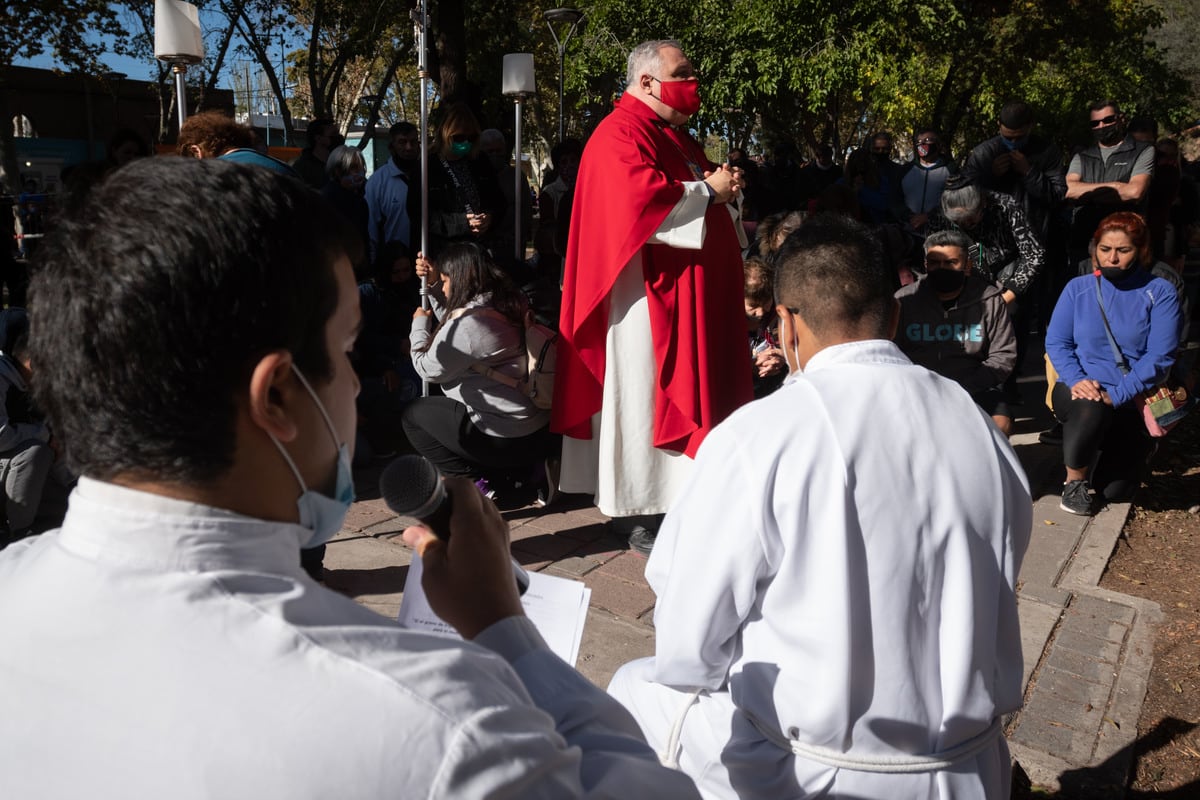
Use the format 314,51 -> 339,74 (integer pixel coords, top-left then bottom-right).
427,103 -> 507,262
962,101 -> 1066,244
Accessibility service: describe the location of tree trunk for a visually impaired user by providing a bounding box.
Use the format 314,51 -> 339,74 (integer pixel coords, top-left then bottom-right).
434,0 -> 465,103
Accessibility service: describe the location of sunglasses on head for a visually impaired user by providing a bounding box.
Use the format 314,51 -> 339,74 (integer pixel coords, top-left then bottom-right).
1089,115 -> 1118,128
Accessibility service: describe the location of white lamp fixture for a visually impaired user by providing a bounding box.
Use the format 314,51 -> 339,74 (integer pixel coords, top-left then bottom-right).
502,54 -> 536,261
502,54 -> 536,97
154,0 -> 204,130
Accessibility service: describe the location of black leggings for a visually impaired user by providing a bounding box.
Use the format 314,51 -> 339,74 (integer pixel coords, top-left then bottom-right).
401,396 -> 551,479
1051,382 -> 1153,501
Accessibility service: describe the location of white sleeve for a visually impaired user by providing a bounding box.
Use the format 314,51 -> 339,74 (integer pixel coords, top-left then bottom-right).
646,181 -> 710,250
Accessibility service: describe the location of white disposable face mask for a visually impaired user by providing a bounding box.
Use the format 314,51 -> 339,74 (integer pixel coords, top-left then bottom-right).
268,364 -> 355,548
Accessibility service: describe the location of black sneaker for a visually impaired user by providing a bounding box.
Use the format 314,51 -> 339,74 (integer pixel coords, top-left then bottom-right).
1038,423 -> 1063,446
1060,479 -> 1094,516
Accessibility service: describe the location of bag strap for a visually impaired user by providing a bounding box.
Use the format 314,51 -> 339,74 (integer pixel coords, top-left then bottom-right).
448,306 -> 528,389
1093,274 -> 1131,376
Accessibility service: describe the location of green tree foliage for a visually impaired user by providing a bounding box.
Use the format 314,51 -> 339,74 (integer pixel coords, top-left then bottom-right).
566,0 -> 1195,160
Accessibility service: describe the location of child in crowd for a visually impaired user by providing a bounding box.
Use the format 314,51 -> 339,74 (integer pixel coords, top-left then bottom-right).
744,257 -> 787,398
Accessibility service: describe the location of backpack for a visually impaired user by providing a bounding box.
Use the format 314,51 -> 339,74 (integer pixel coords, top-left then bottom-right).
448,306 -> 557,410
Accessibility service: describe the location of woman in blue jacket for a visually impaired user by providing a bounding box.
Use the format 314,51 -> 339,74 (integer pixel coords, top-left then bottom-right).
1045,212 -> 1181,515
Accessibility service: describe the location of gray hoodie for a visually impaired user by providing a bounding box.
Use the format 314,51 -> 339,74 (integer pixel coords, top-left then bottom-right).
410,292 -> 550,437
894,273 -> 1017,395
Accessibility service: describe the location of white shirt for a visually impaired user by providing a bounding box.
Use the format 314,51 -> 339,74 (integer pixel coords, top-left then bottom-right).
0,478 -> 699,799
645,340 -> 1032,797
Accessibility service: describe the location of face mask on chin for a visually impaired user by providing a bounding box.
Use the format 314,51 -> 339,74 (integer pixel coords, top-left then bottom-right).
268,364 -> 355,549
1098,265 -> 1134,283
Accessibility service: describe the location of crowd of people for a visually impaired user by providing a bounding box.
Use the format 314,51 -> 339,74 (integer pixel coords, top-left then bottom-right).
0,33 -> 1197,799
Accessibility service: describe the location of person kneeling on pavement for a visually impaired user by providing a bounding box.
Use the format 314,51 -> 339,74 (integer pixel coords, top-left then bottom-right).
607,214 -> 1031,800
404,243 -> 553,499
895,229 -> 1017,434
1046,211 -> 1181,516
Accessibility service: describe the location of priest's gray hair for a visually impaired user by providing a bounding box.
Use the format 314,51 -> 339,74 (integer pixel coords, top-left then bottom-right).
626,39 -> 682,88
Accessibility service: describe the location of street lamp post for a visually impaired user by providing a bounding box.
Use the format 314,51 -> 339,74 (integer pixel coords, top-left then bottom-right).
503,54 -> 536,263
544,8 -> 583,143
154,0 -> 204,131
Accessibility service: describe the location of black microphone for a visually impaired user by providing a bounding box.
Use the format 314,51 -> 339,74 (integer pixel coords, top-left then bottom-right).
379,455 -> 530,595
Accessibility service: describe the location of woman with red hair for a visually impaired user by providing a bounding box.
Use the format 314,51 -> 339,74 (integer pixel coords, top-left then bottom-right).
1045,211 -> 1181,515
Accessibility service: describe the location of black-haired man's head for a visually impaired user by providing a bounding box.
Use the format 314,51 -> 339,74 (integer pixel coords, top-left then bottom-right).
388,121 -> 421,166
772,215 -> 895,371
30,158 -> 361,490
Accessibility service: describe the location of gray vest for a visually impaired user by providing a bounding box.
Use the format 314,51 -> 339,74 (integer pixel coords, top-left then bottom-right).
1070,136 -> 1153,247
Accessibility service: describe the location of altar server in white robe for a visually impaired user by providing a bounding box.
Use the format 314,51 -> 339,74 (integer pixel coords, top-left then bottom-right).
609,214 -> 1033,799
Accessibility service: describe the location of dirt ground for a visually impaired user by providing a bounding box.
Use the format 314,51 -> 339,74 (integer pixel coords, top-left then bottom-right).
1098,412 -> 1200,796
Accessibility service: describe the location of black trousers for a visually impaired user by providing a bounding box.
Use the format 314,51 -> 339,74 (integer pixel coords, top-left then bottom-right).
402,396 -> 550,479
1051,382 -> 1153,501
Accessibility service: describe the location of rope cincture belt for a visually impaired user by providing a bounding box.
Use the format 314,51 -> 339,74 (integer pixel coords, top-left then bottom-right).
746,712 -> 1003,774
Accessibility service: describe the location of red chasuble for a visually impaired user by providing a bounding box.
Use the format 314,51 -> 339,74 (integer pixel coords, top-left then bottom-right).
552,94 -> 752,458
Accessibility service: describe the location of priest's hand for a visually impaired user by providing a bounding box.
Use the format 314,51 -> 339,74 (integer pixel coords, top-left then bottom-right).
703,164 -> 740,204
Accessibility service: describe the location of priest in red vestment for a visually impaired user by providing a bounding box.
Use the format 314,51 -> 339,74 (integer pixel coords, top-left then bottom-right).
553,39 -> 753,554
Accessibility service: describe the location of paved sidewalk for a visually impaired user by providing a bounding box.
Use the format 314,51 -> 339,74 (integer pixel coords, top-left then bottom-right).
323,377 -> 1159,794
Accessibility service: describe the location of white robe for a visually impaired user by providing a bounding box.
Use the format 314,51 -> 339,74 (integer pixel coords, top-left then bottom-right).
559,182 -> 711,517
609,340 -> 1032,799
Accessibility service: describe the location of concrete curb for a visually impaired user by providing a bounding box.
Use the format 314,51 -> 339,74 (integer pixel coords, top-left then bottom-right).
1009,493 -> 1162,794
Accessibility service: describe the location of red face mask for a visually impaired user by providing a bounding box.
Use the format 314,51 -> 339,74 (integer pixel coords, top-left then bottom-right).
654,78 -> 701,117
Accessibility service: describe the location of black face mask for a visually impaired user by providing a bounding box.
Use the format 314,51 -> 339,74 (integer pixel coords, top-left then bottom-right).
1093,125 -> 1123,146
1099,266 -> 1133,282
927,269 -> 968,293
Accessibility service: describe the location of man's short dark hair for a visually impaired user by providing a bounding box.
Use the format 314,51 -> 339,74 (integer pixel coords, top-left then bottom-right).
389,121 -> 418,139
551,138 -> 583,171
772,215 -> 891,339
1127,115 -> 1158,137
1089,98 -> 1121,115
307,117 -> 336,146
30,158 -> 357,484
999,101 -> 1033,129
